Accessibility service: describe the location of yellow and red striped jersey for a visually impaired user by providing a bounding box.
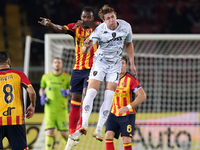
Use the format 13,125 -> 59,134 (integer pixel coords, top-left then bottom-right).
64,21 -> 100,70
111,72 -> 141,116
0,68 -> 32,126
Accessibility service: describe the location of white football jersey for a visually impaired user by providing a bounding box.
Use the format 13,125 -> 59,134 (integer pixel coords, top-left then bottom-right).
89,19 -> 133,65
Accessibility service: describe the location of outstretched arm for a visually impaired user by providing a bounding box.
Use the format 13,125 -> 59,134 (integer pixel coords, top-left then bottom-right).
38,17 -> 68,33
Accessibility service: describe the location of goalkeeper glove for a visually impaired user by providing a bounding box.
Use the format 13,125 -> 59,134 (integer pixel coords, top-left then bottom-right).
61,89 -> 70,97
40,94 -> 48,106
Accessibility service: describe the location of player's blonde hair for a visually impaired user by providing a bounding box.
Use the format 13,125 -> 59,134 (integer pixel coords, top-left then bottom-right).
98,5 -> 117,21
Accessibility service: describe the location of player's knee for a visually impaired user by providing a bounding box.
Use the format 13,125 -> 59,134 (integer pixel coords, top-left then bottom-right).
105,131 -> 114,139
122,136 -> 131,143
71,93 -> 82,101
61,131 -> 68,139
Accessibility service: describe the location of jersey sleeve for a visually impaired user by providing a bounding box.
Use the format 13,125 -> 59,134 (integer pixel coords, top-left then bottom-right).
130,76 -> 141,92
40,74 -> 47,88
64,23 -> 76,33
18,71 -> 32,89
125,23 -> 133,43
89,25 -> 101,45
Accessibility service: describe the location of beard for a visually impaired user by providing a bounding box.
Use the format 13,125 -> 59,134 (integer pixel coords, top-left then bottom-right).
55,68 -> 60,71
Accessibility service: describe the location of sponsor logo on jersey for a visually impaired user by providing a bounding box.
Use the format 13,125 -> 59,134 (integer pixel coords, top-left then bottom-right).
3,107 -> 15,116
107,37 -> 122,43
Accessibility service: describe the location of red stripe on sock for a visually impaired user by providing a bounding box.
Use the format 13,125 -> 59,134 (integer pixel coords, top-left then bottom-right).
69,100 -> 81,134
77,103 -> 83,129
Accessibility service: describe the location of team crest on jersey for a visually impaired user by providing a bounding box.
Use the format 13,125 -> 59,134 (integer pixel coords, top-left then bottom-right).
122,82 -> 125,87
87,29 -> 91,34
93,71 -> 97,76
112,32 -> 116,38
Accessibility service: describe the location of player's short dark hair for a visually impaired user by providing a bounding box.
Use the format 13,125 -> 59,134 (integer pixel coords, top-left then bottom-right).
122,55 -> 128,64
82,6 -> 94,15
0,51 -> 9,64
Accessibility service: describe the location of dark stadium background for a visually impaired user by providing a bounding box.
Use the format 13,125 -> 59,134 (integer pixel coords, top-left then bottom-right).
0,0 -> 200,113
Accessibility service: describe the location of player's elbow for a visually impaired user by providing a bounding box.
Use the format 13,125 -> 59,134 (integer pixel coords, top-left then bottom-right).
29,90 -> 37,100
138,89 -> 147,102
142,92 -> 147,101
27,87 -> 37,98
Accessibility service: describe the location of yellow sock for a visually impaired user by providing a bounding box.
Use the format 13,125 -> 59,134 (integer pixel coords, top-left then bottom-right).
45,135 -> 54,150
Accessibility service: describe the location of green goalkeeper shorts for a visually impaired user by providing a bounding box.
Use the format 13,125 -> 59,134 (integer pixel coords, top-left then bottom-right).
45,110 -> 68,131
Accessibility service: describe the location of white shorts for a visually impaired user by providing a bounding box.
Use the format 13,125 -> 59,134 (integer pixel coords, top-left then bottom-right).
89,57 -> 122,84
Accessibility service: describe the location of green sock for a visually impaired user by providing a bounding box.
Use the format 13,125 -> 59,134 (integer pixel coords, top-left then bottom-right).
45,135 -> 54,150
63,136 -> 68,146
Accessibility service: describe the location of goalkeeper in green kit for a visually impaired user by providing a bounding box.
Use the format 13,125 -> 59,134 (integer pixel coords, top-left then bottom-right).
39,58 -> 71,150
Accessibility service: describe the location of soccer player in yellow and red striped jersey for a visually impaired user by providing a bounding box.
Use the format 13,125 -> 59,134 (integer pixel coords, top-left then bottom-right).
0,51 -> 36,150
105,56 -> 146,150
38,6 -> 100,148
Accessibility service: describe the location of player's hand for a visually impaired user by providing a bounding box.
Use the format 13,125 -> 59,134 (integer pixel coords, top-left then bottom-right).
61,89 -> 70,97
119,106 -> 129,114
38,17 -> 51,26
72,20 -> 83,29
40,94 -> 48,106
130,64 -> 137,78
83,21 -> 99,29
83,38 -> 93,48
26,104 -> 35,119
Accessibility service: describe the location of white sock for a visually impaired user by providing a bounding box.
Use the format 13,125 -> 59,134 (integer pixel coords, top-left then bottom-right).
64,138 -> 72,150
82,88 -> 98,127
97,90 -> 115,130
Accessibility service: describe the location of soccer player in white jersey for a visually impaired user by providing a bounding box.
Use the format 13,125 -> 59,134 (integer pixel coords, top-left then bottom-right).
79,5 -> 136,142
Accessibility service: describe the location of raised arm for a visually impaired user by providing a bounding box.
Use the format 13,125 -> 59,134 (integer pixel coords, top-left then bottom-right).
126,42 -> 137,77
38,17 -> 68,33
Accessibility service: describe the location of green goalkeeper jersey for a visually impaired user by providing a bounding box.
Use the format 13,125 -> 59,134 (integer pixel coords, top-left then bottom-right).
40,72 -> 71,113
